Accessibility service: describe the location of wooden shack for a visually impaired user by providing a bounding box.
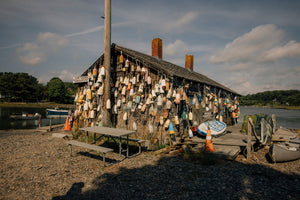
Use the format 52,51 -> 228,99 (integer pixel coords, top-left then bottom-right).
73,39 -> 240,144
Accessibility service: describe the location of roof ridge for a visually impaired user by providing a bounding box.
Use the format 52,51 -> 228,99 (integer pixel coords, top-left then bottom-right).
82,43 -> 239,95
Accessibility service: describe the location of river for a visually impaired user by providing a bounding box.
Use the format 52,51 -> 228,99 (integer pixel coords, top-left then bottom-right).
239,106 -> 300,129
0,106 -> 299,130
0,107 -> 68,130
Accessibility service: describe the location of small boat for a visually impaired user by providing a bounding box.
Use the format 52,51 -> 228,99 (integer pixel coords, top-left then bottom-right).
46,108 -> 70,117
269,142 -> 300,162
10,112 -> 41,120
197,120 -> 226,136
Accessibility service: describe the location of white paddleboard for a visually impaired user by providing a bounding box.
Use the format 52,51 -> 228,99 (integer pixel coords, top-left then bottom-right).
197,120 -> 226,136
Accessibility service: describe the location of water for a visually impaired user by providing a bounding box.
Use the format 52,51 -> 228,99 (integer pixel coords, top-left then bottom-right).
0,107 -> 68,130
0,106 -> 299,130
239,106 -> 300,129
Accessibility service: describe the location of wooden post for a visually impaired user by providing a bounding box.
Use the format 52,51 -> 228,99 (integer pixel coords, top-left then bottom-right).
272,114 -> 276,134
247,118 -> 252,159
103,0 -> 111,127
39,116 -> 42,128
103,0 -> 112,127
49,118 -> 52,131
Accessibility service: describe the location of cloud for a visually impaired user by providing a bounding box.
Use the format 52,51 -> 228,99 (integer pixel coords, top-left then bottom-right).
38,69 -> 79,83
37,32 -> 68,49
258,40 -> 300,62
65,22 -> 132,37
209,24 -> 285,64
164,40 -> 188,56
163,11 -> 199,32
66,26 -> 104,37
16,32 -> 69,65
17,42 -> 45,65
58,69 -> 78,82
207,24 -> 300,94
0,43 -> 22,50
228,63 -> 249,72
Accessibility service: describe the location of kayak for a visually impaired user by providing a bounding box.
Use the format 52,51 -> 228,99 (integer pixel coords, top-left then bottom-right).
197,120 -> 226,136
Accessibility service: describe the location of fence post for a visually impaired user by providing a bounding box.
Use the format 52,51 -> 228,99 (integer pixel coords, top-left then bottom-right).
247,118 -> 252,159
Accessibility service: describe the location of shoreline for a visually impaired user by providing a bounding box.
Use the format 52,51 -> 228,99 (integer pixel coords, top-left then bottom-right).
0,102 -> 75,109
240,105 -> 300,110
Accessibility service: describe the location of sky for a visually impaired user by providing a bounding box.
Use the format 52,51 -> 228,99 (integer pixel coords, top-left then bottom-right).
0,0 -> 300,95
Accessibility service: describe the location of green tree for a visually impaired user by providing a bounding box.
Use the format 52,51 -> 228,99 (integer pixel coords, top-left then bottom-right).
240,90 -> 300,106
0,72 -> 44,102
64,82 -> 78,104
47,77 -> 66,103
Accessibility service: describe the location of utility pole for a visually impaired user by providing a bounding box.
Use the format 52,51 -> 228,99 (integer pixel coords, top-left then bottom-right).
103,0 -> 111,126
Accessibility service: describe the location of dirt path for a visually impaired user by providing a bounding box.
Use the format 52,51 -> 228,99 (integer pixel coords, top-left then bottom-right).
0,129 -> 299,200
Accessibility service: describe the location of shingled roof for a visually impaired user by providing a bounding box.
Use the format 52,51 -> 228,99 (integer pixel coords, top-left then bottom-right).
82,43 -> 240,96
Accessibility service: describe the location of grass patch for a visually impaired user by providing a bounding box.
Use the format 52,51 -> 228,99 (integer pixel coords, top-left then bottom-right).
157,143 -> 169,150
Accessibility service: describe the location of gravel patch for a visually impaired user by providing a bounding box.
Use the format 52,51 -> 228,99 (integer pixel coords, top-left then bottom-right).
0,130 -> 299,200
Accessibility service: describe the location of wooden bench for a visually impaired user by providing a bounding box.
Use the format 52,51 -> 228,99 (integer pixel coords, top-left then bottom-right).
66,140 -> 113,166
121,137 -> 146,156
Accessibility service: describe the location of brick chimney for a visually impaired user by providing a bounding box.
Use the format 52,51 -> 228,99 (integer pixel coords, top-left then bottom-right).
185,55 -> 193,71
152,38 -> 162,59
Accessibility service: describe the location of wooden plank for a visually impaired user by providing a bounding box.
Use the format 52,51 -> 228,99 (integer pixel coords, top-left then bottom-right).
121,137 -> 145,143
67,140 -> 113,153
214,145 -> 241,160
80,126 -> 136,137
190,133 -> 256,147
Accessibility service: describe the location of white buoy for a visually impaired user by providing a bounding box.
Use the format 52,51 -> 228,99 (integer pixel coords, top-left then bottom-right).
106,99 -> 111,109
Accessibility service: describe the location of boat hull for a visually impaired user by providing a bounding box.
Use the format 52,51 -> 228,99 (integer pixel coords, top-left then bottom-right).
10,112 -> 41,120
197,120 -> 226,136
46,109 -> 69,117
10,115 -> 40,120
269,143 -> 300,162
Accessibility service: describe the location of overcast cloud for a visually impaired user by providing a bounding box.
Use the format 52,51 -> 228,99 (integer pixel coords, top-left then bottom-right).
0,0 -> 299,95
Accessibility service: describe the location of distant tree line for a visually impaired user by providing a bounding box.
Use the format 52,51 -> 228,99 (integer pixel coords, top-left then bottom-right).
240,90 -> 300,106
0,72 -> 77,104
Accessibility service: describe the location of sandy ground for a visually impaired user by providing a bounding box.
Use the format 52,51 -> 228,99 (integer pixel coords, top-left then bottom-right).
0,128 -> 299,200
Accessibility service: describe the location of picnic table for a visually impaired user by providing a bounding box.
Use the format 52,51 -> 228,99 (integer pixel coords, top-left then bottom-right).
79,126 -> 137,160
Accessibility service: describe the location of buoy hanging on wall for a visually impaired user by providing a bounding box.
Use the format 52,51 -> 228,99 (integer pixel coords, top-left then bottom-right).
157,95 -> 163,106
188,111 -> 193,121
164,119 -> 170,128
90,110 -> 95,119
106,99 -> 111,109
87,89 -> 92,101
123,112 -> 128,120
125,59 -> 129,68
120,51 -> 124,63
84,101 -> 89,111
169,122 -> 175,134
93,67 -> 97,79
189,129 -> 193,138
100,66 -> 105,76
117,99 -> 121,107
133,121 -> 137,131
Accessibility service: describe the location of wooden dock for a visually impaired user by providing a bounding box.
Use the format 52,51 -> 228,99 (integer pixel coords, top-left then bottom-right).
187,124 -> 256,160
37,123 -> 65,132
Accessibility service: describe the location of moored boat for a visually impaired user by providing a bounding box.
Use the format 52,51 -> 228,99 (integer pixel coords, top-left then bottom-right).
269,142 -> 300,162
197,120 -> 226,136
10,112 -> 41,120
46,108 -> 70,117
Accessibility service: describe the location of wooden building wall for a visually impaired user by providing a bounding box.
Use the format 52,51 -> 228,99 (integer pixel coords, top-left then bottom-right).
73,51 -> 240,145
